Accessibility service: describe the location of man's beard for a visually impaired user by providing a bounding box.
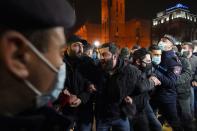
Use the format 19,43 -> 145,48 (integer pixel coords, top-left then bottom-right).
101,59 -> 114,71
70,50 -> 82,58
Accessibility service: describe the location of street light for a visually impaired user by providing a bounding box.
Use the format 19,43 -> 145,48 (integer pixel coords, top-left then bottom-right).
94,40 -> 100,48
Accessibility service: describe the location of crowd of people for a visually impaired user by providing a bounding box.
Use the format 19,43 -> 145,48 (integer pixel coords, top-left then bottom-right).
0,0 -> 197,131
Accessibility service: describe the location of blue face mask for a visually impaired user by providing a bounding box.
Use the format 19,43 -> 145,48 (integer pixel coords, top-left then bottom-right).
50,63 -> 66,100
158,41 -> 165,51
152,56 -> 161,65
92,52 -> 97,59
25,63 -> 66,108
24,41 -> 66,108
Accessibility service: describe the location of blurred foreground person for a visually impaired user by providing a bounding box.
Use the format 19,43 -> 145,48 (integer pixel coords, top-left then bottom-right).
0,0 -> 75,130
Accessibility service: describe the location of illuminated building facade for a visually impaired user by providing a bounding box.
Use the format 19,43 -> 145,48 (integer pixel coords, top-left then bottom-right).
76,0 -> 151,48
152,3 -> 197,44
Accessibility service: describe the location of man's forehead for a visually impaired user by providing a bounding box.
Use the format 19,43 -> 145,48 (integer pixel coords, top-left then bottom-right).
161,37 -> 167,41
182,44 -> 189,48
99,47 -> 110,54
152,50 -> 162,54
143,54 -> 151,62
145,54 -> 151,58
72,42 -> 83,46
161,38 -> 172,45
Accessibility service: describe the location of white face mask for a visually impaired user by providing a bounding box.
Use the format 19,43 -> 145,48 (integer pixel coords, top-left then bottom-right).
24,41 -> 66,107
158,41 -> 166,51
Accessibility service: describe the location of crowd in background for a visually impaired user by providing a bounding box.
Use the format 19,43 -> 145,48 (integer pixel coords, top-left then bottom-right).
0,0 -> 197,131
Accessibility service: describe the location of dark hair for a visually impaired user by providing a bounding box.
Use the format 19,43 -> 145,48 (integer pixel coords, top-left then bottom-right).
132,44 -> 141,50
182,42 -> 194,50
149,44 -> 161,51
100,42 -> 119,55
120,47 -> 129,57
66,35 -> 83,47
84,44 -> 93,53
133,48 -> 150,63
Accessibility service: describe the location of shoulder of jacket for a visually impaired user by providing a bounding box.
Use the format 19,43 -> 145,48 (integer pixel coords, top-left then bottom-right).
123,64 -> 140,74
192,55 -> 197,61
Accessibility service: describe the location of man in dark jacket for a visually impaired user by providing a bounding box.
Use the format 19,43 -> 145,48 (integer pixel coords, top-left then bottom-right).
192,40 -> 197,56
60,35 -> 94,131
0,0 -> 76,130
182,42 -> 197,120
175,50 -> 194,130
67,38 -> 98,131
132,48 -> 162,131
95,43 -> 157,131
155,34 -> 183,131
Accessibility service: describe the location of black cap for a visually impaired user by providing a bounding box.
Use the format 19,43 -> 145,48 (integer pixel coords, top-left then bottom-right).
67,35 -> 84,46
0,0 -> 76,31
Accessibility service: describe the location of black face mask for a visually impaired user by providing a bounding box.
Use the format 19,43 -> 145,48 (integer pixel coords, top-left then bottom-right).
101,58 -> 114,71
140,62 -> 152,72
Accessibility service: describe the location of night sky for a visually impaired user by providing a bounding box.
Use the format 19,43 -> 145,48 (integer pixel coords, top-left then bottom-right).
68,0 -> 197,27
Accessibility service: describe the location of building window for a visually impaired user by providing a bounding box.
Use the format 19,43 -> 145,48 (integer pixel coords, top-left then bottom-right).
172,16 -> 174,19
166,17 -> 169,21
173,12 -> 176,19
175,11 -> 186,18
187,15 -> 190,19
161,19 -> 164,23
153,20 -> 158,26
194,17 -> 196,22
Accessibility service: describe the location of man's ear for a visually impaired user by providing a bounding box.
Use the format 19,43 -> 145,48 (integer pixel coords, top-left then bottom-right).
0,31 -> 30,79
